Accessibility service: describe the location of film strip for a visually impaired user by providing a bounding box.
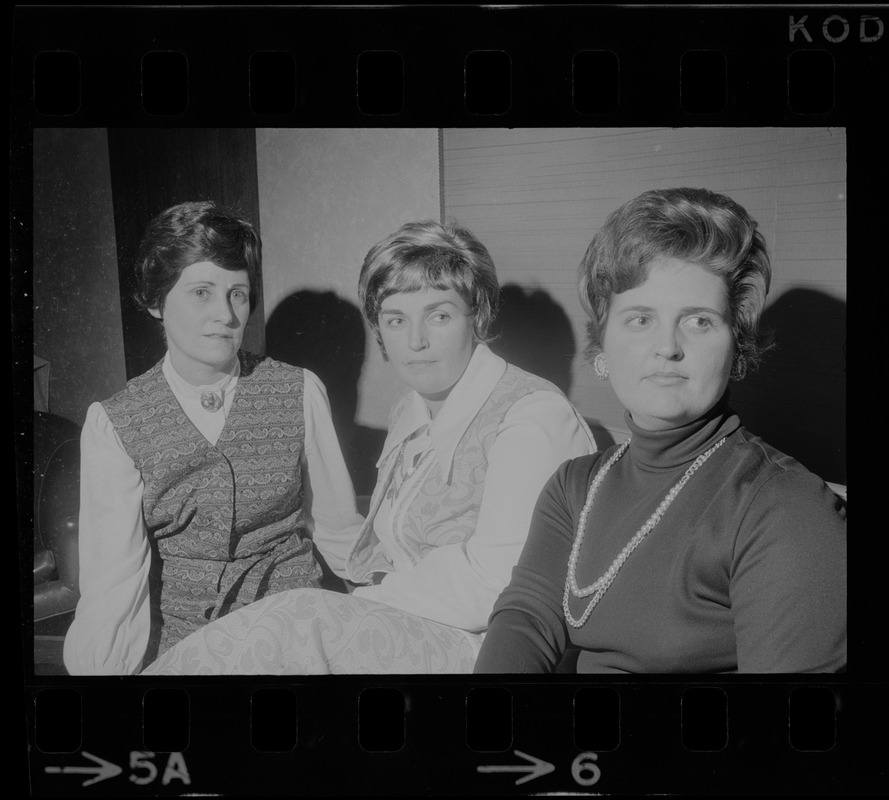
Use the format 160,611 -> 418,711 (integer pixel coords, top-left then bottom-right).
13,4 -> 882,796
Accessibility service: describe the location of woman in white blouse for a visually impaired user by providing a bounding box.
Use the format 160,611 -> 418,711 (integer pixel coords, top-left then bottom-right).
63,201 -> 363,675
142,219 -> 597,674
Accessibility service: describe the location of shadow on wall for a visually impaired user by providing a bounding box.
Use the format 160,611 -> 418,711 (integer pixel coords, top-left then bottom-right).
489,284 -> 614,452
265,290 -> 386,497
729,287 -> 846,485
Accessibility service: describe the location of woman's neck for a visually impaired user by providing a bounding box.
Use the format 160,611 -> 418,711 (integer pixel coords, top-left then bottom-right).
168,351 -> 239,387
625,394 -> 737,470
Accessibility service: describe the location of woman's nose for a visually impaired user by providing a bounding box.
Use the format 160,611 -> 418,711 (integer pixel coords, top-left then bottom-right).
408,322 -> 429,350
655,327 -> 683,360
213,295 -> 238,324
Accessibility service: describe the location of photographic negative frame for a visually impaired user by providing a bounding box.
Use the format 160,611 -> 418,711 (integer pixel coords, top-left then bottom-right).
14,4 -> 879,796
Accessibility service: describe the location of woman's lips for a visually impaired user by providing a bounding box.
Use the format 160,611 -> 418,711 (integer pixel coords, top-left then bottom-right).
646,372 -> 687,385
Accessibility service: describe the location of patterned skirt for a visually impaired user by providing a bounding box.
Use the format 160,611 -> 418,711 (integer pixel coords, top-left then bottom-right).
140,589 -> 482,675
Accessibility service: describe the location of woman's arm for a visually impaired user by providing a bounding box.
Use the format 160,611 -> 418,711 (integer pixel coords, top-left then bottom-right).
301,370 -> 365,578
352,391 -> 595,631
474,459 -> 584,673
731,471 -> 846,673
62,403 -> 152,675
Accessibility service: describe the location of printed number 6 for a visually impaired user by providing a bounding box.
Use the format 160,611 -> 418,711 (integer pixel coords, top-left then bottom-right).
571,752 -> 601,787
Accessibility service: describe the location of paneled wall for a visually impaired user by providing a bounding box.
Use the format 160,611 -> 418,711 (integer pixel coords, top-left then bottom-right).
442,128 -> 846,483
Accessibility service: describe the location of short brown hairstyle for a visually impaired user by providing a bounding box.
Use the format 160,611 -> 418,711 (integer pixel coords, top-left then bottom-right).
133,200 -> 261,315
358,219 -> 500,353
578,188 -> 773,380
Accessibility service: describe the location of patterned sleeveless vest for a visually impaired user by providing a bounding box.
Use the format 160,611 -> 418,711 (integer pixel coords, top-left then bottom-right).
346,364 -> 561,581
102,351 -> 322,662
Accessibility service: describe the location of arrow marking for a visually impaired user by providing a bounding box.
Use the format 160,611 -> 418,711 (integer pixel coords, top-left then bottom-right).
44,751 -> 123,786
477,749 -> 555,785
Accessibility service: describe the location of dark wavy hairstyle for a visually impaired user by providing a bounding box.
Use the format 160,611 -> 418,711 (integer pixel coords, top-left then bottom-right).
358,219 -> 500,356
133,200 -> 261,315
578,187 -> 773,380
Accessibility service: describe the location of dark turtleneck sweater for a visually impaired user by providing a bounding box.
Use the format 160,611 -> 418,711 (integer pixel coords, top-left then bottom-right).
475,397 -> 846,673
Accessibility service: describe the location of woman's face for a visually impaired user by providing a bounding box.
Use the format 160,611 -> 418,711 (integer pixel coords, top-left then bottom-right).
150,260 -> 251,385
601,256 -> 734,431
378,286 -> 476,411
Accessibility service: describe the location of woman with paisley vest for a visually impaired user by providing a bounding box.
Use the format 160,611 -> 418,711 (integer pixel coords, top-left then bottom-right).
141,220 -> 597,674
63,201 -> 364,675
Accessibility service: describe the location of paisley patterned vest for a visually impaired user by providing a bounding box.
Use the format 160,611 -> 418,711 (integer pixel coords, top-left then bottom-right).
346,364 -> 560,581
102,351 -> 322,662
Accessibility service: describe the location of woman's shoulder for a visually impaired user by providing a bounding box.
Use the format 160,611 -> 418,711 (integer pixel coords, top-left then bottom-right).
238,350 -> 304,375
495,363 -> 582,423
526,450 -> 610,517
501,361 -> 565,398
549,449 -> 608,491
239,351 -> 305,381
729,428 -> 846,521
83,399 -> 114,431
101,359 -> 166,410
735,428 -> 839,491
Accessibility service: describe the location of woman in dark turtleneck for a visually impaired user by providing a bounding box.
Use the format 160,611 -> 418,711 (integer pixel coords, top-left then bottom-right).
474,188 -> 846,674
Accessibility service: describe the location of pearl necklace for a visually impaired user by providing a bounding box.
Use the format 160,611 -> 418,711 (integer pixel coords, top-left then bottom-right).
563,434 -> 727,628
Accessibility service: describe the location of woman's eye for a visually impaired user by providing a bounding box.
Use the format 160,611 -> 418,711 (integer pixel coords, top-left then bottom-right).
428,312 -> 450,324
193,288 -> 208,299
230,289 -> 248,303
626,315 -> 651,328
686,315 -> 714,330
385,317 -> 405,328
